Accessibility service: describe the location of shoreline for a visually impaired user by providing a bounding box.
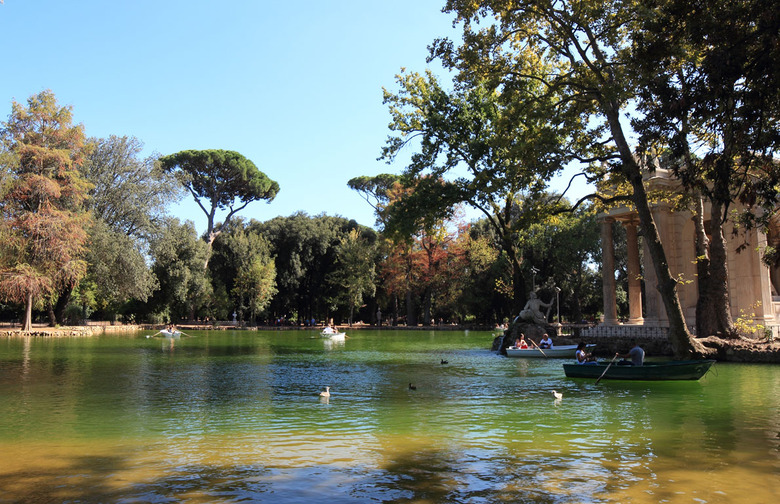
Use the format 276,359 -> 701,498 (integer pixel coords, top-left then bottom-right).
2,323 -> 778,363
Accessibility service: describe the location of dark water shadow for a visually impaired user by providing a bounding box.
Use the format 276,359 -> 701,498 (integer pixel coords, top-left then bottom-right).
1,438 -> 778,504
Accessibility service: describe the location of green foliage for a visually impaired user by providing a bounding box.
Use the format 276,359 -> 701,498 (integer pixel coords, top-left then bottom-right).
148,218 -> 212,321
329,229 -> 377,325
210,218 -> 277,323
734,302 -> 768,339
347,173 -> 403,224
253,213 -> 374,324
83,219 -> 159,315
632,0 -> 779,218
522,202 -> 603,321
436,0 -> 711,353
83,135 -> 182,238
159,149 -> 279,244
379,65 -> 584,311
74,135 -> 180,320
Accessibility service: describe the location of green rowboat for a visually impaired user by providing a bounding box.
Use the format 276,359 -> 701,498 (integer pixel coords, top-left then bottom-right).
563,360 -> 716,381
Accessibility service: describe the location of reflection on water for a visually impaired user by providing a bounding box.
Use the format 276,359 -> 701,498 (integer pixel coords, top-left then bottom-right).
0,330 -> 777,503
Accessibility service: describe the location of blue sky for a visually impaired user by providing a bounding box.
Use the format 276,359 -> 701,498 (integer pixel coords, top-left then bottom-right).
0,0 -> 590,234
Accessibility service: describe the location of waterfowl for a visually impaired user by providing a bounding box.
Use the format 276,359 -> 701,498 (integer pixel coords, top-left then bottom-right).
409,383 -> 417,390
319,386 -> 330,397
552,390 -> 563,400
440,359 -> 449,365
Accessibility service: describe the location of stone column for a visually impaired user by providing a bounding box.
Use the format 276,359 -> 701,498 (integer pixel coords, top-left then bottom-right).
624,219 -> 644,324
601,218 -> 618,325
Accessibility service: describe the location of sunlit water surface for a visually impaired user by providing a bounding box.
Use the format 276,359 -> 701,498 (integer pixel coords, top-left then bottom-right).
0,330 -> 777,503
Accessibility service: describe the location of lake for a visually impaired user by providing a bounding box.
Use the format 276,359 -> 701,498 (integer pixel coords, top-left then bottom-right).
0,329 -> 777,503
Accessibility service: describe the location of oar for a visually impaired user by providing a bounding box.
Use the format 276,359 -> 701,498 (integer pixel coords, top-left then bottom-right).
178,330 -> 193,338
530,338 -> 548,358
146,330 -> 163,339
595,354 -> 619,384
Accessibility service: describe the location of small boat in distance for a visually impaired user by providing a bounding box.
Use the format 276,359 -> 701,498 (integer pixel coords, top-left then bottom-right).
321,332 -> 346,342
506,344 -> 595,358
320,325 -> 346,340
563,360 -> 716,381
320,329 -> 346,341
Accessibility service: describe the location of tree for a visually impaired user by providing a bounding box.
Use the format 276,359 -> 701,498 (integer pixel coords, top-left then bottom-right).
521,202 -> 603,323
380,69 -> 583,313
81,219 -> 159,319
159,149 -> 279,256
630,0 -> 780,338
347,173 -> 403,226
53,135 -> 181,322
0,91 -> 91,331
147,218 -> 212,322
254,213 -> 364,324
233,253 -> 277,325
210,219 -> 277,323
84,135 -> 181,237
436,0 -> 709,358
329,229 -> 377,326
460,221 -> 509,323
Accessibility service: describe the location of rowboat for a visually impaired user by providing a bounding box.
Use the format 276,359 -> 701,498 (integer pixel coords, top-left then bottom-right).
563,360 -> 716,381
506,344 -> 595,358
320,330 -> 346,341
160,329 -> 181,338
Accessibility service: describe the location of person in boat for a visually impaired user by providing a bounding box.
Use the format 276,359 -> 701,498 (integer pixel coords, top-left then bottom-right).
576,342 -> 597,364
515,334 -> 529,349
322,325 -> 336,334
616,341 -> 645,366
538,334 -> 554,349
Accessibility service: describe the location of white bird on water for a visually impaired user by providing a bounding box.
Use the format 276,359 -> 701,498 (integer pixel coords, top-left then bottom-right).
552,390 -> 563,400
319,386 -> 330,397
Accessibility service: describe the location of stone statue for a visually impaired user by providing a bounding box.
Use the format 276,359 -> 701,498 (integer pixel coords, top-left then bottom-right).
518,292 -> 552,325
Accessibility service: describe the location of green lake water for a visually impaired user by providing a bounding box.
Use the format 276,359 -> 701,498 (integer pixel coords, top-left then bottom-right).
0,329 -> 777,503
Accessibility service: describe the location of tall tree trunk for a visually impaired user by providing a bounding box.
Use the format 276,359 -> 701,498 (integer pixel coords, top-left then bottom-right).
392,293 -> 398,326
501,240 -> 526,316
693,195 -> 718,337
511,257 -> 527,316
603,102 -> 709,358
203,229 -> 219,270
571,276 -> 583,323
53,285 -> 74,325
23,291 -> 33,332
405,289 -> 417,326
404,253 -> 417,325
708,198 -> 736,337
47,301 -> 57,327
422,286 -> 432,325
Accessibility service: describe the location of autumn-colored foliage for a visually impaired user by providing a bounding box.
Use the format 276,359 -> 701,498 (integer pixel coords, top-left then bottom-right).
0,91 -> 91,331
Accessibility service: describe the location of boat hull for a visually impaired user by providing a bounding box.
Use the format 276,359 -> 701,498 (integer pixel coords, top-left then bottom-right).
563,360 -> 716,381
320,332 -> 346,341
506,344 -> 595,358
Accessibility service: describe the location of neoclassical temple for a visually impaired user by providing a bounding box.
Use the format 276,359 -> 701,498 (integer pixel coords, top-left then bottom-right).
592,168 -> 780,339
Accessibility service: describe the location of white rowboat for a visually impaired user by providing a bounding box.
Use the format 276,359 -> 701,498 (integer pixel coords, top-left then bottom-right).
320,330 -> 346,341
506,343 -> 595,358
